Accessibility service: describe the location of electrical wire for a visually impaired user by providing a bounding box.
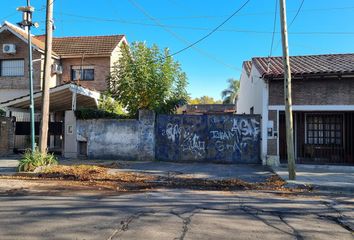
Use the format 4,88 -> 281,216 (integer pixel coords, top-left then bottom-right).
267,0 -> 278,73
273,0 -> 305,52
56,12 -> 354,36
269,0 -> 278,57
128,0 -> 244,71
289,0 -> 305,27
167,0 -> 251,57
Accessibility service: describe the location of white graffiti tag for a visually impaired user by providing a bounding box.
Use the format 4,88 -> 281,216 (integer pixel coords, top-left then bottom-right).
163,123 -> 181,143
211,118 -> 260,153
162,123 -> 206,158
181,131 -> 206,158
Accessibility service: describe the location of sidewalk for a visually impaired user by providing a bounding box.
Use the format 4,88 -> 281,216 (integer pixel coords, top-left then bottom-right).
0,158 -> 19,175
59,159 -> 274,183
273,164 -> 354,193
110,161 -> 274,182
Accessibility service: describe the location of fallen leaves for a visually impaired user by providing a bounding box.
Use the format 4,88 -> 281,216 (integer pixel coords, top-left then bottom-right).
0,164 -> 307,194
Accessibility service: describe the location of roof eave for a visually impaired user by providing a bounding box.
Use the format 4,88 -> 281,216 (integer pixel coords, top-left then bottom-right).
264,71 -> 354,80
59,54 -> 111,58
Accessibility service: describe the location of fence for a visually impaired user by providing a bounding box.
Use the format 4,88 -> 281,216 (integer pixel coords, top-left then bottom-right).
155,114 -> 261,163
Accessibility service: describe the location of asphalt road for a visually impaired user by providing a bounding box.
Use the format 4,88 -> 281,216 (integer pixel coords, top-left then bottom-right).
0,189 -> 353,240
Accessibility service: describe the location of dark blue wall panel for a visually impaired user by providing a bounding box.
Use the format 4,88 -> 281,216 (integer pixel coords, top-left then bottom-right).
156,114 -> 261,163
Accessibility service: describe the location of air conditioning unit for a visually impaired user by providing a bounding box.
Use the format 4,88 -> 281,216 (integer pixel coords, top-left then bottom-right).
3,44 -> 16,54
52,63 -> 63,74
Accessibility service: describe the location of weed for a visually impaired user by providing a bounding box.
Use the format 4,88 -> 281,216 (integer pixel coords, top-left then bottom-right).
18,149 -> 58,172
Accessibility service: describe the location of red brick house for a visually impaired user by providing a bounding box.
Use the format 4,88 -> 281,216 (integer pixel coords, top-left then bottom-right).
0,21 -> 127,103
0,21 -> 127,153
237,53 -> 354,165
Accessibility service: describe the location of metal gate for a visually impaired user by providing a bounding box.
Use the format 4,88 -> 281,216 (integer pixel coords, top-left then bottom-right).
279,111 -> 354,165
155,114 -> 261,163
13,113 -> 63,153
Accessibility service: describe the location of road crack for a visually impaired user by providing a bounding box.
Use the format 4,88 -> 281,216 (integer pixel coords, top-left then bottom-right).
171,209 -> 199,240
320,201 -> 354,233
240,205 -> 303,240
107,210 -> 155,240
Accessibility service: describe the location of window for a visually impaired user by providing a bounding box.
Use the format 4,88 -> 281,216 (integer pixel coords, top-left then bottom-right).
71,66 -> 94,81
306,114 -> 343,145
1,59 -> 24,76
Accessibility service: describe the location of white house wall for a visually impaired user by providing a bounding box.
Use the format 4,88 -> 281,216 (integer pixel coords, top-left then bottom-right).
237,65 -> 265,115
237,64 -> 269,164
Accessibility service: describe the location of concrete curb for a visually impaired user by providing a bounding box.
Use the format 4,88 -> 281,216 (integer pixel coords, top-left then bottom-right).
271,165 -> 354,194
284,182 -> 354,194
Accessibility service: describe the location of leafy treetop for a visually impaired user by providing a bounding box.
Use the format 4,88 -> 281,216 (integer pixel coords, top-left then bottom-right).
188,96 -> 223,104
221,78 -> 240,104
107,42 -> 189,116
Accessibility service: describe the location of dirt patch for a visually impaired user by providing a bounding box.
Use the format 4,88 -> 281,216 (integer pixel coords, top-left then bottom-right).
0,164 -> 308,195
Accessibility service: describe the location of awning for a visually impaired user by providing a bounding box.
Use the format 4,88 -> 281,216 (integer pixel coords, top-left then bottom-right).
0,83 -> 100,112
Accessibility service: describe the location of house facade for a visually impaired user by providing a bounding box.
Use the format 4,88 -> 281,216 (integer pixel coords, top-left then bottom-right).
0,21 -> 127,104
0,21 -> 59,103
237,53 -> 354,166
0,21 -> 126,154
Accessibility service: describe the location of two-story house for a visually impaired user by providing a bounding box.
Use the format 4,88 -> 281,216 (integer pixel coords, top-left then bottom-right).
0,21 -> 127,104
0,21 -> 127,153
237,53 -> 354,166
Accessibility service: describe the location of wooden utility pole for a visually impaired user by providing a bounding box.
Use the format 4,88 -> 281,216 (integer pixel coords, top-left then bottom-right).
39,0 -> 54,153
279,0 -> 296,180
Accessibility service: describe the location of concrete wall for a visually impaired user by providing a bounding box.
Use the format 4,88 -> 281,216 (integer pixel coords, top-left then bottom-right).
237,62 -> 269,164
74,110 -> 155,160
0,117 -> 14,156
155,114 -> 261,163
63,111 -> 77,158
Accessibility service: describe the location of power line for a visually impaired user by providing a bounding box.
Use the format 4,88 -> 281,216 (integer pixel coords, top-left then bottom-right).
168,0 -> 251,57
289,0 -> 305,27
269,0 -> 278,57
0,12 -> 18,23
273,0 -> 305,52
128,0 -> 244,72
267,0 -> 278,73
56,12 -> 354,36
104,5 -> 354,21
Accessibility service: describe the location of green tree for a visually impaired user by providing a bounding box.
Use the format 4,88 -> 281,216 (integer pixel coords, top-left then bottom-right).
98,93 -> 125,115
189,96 -> 222,104
221,78 -> 240,104
107,42 -> 188,116
0,108 -> 5,117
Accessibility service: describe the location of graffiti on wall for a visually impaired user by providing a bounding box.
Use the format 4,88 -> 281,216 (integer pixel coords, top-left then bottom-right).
209,118 -> 260,153
156,115 -> 261,163
163,123 -> 206,158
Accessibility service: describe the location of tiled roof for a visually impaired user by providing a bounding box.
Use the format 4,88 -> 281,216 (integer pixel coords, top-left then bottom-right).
251,53 -> 354,78
50,35 -> 125,56
243,61 -> 252,76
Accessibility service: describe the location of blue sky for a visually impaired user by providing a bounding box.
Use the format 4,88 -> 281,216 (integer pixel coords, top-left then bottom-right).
1,0 -> 354,100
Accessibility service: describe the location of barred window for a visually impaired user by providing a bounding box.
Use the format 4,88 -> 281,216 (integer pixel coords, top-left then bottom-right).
71,66 -> 94,81
1,59 -> 24,76
306,114 -> 343,145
